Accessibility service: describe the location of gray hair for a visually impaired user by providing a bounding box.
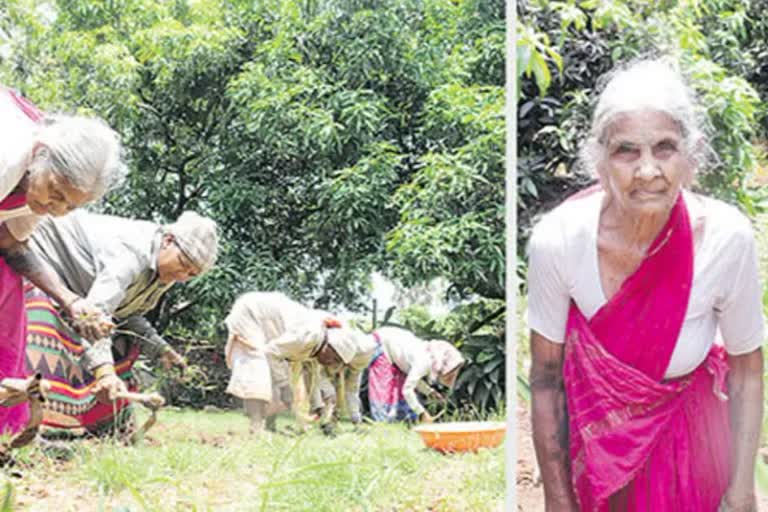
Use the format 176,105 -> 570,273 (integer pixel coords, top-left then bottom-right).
579,57 -> 716,176
31,115 -> 125,199
165,211 -> 219,273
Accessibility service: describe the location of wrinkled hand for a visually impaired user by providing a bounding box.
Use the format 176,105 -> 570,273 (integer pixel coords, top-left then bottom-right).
429,389 -> 445,401
320,422 -> 336,438
308,407 -> 322,423
718,490 -> 757,512
420,411 -> 434,424
93,373 -> 127,404
68,298 -> 114,340
159,349 -> 186,371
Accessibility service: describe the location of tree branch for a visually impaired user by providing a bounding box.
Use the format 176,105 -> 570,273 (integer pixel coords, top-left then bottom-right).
467,306 -> 505,334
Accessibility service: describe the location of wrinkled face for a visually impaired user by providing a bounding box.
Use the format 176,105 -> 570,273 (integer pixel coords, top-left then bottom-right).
597,110 -> 693,217
26,168 -> 91,217
315,341 -> 342,368
156,234 -> 202,284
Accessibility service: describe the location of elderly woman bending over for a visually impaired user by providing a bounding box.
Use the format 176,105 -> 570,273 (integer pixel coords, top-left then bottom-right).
225,291 -> 377,436
527,59 -> 764,511
24,210 -> 218,435
367,326 -> 464,424
0,87 -> 124,433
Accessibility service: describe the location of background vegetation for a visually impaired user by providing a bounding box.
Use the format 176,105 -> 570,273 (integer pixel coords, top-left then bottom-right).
517,0 -> 767,262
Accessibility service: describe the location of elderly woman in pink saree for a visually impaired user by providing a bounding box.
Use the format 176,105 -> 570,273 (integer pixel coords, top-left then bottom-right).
0,86 -> 124,434
527,58 -> 764,512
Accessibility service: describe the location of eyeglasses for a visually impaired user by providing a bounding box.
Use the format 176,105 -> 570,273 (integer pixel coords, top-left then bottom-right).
173,239 -> 201,277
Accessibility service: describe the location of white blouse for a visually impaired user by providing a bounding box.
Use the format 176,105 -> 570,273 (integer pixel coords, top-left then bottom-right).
0,88 -> 40,240
376,326 -> 433,415
527,190 -> 765,378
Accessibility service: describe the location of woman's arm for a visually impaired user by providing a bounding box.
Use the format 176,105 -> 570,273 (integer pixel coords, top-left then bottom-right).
315,368 -> 338,436
0,223 -> 80,309
415,379 -> 440,398
530,330 -> 579,512
402,362 -> 430,420
120,315 -> 185,370
721,348 -> 763,511
119,315 -> 171,356
715,218 -> 765,512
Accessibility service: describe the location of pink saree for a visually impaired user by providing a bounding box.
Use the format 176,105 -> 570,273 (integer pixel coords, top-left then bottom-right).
563,193 -> 731,511
0,88 -> 43,434
0,193 -> 32,434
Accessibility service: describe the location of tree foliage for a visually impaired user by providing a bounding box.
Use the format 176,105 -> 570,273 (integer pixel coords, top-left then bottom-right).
517,0 -> 766,269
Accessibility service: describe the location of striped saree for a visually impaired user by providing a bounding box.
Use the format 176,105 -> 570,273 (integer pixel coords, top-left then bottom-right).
25,285 -> 139,436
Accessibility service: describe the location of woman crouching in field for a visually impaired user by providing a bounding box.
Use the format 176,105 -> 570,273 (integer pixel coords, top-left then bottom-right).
366,326 -> 464,424
24,210 -> 218,437
224,291 -> 378,436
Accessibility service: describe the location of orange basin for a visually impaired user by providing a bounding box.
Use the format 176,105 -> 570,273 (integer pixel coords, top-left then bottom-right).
413,421 -> 506,453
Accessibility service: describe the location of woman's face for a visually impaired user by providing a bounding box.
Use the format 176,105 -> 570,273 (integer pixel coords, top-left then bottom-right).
597,110 -> 692,217
156,234 -> 202,284
26,168 -> 91,216
438,365 -> 461,388
316,342 -> 342,368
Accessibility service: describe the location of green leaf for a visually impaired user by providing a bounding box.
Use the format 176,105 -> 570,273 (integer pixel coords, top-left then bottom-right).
530,51 -> 551,96
756,457 -> 768,494
0,482 -> 12,512
484,359 -> 503,374
517,375 -> 531,403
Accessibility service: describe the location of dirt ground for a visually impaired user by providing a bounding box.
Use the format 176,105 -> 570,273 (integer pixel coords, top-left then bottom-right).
516,405 -> 544,512
516,406 -> 768,511
0,408 -> 503,511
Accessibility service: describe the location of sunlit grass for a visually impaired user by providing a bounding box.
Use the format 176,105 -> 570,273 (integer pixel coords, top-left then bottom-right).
0,408 -> 504,511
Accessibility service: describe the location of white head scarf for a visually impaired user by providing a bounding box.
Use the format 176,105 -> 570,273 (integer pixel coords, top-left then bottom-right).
166,211 -> 219,273
425,340 -> 465,387
325,327 -> 364,365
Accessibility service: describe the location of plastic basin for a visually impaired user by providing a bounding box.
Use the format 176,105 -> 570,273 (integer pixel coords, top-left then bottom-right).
413,421 -> 506,453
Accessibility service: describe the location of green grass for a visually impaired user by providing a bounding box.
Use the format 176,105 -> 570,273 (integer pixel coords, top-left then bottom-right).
0,409 -> 504,511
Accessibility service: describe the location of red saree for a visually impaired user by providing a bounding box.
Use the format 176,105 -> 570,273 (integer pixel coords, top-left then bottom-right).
563,193 -> 731,511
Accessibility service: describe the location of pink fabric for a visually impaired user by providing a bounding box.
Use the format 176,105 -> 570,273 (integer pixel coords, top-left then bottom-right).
368,352 -> 407,399
0,88 -> 44,434
563,193 -> 731,511
0,193 -> 26,211
0,193 -> 31,434
7,88 -> 44,123
368,333 -> 417,422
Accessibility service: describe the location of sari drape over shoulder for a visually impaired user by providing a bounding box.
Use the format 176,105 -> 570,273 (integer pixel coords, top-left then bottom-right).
0,90 -> 43,434
0,193 -> 34,433
563,194 -> 731,511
